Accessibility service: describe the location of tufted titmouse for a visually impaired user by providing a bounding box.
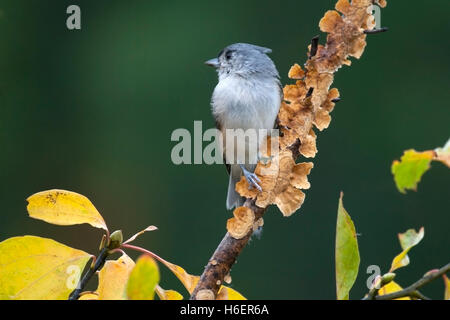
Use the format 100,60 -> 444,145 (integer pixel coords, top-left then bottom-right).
205,43 -> 282,210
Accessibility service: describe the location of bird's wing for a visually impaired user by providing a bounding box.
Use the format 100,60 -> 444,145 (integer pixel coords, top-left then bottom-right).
215,118 -> 231,175
275,77 -> 283,130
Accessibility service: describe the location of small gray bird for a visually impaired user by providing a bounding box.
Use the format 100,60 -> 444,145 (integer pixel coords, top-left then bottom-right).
205,43 -> 282,210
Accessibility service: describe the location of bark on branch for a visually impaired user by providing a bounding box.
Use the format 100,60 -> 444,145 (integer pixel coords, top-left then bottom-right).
190,201 -> 267,300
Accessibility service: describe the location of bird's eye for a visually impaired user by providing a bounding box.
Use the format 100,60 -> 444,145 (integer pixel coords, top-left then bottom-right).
225,50 -> 234,60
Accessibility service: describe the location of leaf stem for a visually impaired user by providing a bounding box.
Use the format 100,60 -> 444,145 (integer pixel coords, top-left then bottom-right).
121,243 -> 169,266
68,247 -> 109,300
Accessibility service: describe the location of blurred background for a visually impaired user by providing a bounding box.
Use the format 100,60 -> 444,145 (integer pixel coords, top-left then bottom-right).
0,0 -> 449,299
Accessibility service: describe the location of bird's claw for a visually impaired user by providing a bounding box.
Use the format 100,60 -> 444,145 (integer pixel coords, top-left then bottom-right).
258,155 -> 274,165
241,167 -> 262,192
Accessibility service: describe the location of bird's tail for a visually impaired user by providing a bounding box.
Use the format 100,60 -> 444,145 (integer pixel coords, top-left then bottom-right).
226,165 -> 244,210
226,164 -> 264,238
226,164 -> 257,210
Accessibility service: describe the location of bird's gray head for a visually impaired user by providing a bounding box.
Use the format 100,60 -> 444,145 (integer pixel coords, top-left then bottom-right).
205,43 -> 279,80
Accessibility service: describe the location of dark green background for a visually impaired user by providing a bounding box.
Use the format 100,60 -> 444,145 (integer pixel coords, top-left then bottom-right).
0,0 -> 449,299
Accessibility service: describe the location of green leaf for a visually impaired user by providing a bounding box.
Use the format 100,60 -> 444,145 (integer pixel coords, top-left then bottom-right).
391,150 -> 434,193
390,227 -> 424,272
335,193 -> 360,300
0,236 -> 91,300
127,255 -> 160,300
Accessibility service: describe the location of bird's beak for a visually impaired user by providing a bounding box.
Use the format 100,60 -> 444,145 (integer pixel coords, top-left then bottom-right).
204,58 -> 220,68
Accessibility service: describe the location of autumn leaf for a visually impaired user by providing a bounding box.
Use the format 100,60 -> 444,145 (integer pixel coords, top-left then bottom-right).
444,275 -> 450,300
159,260 -> 199,295
391,139 -> 450,193
335,193 -> 360,300
97,253 -> 135,300
217,286 -> 247,300
0,236 -> 91,300
155,286 -> 183,300
391,150 -> 434,193
78,292 -> 99,300
390,227 -> 424,272
378,281 -> 410,300
27,189 -> 107,231
127,255 -> 160,300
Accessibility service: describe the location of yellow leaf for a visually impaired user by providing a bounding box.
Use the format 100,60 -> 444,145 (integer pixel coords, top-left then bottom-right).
0,236 -> 91,300
378,281 -> 410,300
127,255 -> 159,300
444,275 -> 450,300
155,285 -> 183,300
27,189 -> 107,230
97,253 -> 135,300
390,227 -> 424,272
217,286 -> 247,300
78,292 -> 99,300
159,260 -> 199,294
335,193 -> 360,300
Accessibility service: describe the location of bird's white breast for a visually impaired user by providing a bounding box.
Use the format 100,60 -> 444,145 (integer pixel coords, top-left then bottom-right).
211,75 -> 280,165
212,75 -> 280,132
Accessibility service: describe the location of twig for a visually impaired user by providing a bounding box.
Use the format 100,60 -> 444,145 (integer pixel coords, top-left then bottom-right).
68,247 -> 109,300
372,262 -> 450,300
364,27 -> 389,34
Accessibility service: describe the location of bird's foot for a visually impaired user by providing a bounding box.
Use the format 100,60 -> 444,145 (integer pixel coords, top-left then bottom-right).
258,155 -> 275,165
240,165 -> 262,192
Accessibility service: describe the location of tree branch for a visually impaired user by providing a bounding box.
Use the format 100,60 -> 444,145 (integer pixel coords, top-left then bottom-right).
190,202 -> 266,300
373,262 -> 450,300
191,0 -> 388,300
191,140 -> 303,300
